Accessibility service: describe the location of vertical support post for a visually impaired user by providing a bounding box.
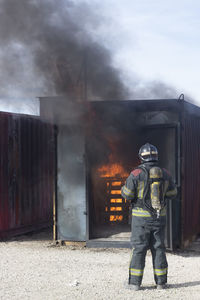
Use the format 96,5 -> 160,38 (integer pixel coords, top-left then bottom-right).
53,125 -> 58,241
53,192 -> 56,241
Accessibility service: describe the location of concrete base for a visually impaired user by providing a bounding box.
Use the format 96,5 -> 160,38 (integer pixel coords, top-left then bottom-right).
86,239 -> 131,248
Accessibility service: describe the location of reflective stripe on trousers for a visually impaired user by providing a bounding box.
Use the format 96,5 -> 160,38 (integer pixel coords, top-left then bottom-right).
154,267 -> 168,276
130,268 -> 144,276
129,214 -> 168,285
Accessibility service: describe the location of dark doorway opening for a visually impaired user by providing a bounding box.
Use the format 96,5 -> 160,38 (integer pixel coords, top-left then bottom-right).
86,123 -> 178,249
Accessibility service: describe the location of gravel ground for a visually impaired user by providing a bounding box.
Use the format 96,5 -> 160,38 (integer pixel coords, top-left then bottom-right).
0,230 -> 200,300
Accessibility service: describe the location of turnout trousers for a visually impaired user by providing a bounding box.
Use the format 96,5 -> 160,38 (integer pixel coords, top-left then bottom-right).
129,208 -> 168,286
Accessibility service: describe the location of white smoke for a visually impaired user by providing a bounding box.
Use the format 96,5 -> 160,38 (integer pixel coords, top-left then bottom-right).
0,98 -> 39,115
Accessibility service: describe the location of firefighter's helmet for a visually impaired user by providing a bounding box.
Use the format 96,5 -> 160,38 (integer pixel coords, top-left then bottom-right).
139,143 -> 158,162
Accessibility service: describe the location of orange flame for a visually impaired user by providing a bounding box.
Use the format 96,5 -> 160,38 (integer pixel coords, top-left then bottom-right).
110,207 -> 122,211
98,162 -> 129,178
110,198 -> 122,203
112,181 -> 122,186
110,215 -> 123,221
110,190 -> 121,195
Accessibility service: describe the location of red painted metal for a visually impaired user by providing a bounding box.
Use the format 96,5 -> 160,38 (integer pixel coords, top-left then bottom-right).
0,112 -> 55,239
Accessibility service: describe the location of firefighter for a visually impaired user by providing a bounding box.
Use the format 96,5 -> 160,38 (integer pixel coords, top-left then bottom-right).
121,143 -> 177,291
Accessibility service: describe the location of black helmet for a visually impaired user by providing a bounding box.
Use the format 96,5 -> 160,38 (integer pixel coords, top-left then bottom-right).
139,143 -> 158,162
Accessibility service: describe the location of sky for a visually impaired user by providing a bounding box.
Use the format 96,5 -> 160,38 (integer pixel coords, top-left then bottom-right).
85,0 -> 200,103
0,0 -> 200,114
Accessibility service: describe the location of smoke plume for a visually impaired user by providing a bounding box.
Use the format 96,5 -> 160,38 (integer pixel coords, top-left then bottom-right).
0,0 -> 131,101
0,0 -> 180,105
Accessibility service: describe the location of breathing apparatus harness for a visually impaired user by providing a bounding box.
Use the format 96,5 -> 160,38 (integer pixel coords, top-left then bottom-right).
138,164 -> 166,218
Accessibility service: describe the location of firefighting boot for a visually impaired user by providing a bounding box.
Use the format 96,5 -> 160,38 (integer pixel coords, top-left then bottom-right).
128,284 -> 140,291
157,284 -> 166,290
131,285 -> 140,291
124,281 -> 140,291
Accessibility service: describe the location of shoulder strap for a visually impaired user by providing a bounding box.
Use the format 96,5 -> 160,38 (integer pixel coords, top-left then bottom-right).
138,165 -> 159,216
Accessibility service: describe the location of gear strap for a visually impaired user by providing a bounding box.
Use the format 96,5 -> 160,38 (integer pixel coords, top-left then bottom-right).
137,165 -> 166,218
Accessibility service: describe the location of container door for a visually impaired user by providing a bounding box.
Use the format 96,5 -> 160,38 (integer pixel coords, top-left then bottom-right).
56,125 -> 86,241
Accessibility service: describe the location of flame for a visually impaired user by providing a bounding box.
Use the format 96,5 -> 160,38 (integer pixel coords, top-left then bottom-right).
110,215 -> 123,221
97,153 -> 129,223
98,163 -> 129,178
112,181 -> 121,186
110,190 -> 121,195
110,198 -> 122,203
110,207 -> 122,211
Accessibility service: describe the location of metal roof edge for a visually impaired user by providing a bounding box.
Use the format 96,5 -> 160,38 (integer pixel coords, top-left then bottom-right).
182,99 -> 200,117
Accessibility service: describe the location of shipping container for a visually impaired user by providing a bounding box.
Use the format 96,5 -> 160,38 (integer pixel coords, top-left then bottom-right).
39,97 -> 200,249
0,111 -> 55,239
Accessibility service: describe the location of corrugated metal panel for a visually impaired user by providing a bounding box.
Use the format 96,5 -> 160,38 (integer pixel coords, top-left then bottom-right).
0,112 -> 55,239
182,113 -> 200,244
0,114 -> 9,231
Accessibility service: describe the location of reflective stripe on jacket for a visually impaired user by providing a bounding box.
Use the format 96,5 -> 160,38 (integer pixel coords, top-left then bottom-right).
132,207 -> 166,217
121,162 -> 177,205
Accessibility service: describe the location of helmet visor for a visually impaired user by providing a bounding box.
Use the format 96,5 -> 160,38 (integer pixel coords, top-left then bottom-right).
140,151 -> 158,162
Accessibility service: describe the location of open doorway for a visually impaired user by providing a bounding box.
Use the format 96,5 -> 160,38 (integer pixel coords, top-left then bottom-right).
87,124 -> 178,249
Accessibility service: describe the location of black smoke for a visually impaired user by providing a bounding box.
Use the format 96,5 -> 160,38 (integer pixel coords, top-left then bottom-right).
0,0 -> 130,100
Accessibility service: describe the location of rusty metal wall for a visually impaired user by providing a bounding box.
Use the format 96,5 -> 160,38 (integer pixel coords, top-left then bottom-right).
182,113 -> 200,244
0,112 -> 55,239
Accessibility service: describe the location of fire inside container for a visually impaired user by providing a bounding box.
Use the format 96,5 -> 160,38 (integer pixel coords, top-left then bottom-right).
85,100 -> 177,247
98,162 -> 129,224
39,97 -> 200,249
104,178 -> 128,223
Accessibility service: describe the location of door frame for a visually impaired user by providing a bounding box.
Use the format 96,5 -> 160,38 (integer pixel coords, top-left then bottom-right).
140,123 -> 181,250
